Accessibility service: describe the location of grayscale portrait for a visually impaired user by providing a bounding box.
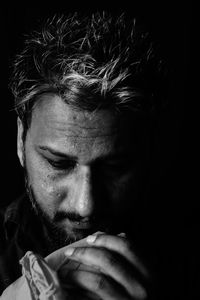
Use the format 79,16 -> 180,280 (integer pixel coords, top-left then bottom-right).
1,3 -> 193,300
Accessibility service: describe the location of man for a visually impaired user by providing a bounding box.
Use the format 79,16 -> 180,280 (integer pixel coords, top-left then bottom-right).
0,12 -> 165,299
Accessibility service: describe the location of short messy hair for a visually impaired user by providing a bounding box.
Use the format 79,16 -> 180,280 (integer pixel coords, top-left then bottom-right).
9,12 -> 164,132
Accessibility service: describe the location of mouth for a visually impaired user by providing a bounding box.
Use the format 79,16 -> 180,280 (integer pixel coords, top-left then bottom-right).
69,220 -> 94,230
59,217 -> 111,234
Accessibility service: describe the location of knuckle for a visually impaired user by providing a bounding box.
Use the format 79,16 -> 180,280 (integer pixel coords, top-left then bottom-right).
74,247 -> 85,257
94,274 -> 107,291
104,251 -> 117,267
95,233 -> 106,243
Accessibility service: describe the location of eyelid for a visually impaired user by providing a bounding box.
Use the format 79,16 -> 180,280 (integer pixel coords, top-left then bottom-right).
46,157 -> 77,170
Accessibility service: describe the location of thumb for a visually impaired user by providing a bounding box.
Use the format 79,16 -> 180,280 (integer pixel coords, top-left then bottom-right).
45,235 -> 90,271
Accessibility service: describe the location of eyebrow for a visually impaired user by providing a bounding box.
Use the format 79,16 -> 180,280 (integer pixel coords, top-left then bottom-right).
38,146 -> 78,160
38,145 -> 132,163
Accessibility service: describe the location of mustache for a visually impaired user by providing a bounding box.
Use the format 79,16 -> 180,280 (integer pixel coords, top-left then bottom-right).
54,211 -> 87,222
53,211 -> 115,235
24,169 -> 114,233
53,211 -> 104,224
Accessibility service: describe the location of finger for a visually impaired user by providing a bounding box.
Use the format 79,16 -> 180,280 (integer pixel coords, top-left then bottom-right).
58,260 -> 95,279
45,232 -> 104,270
45,236 -> 90,270
64,247 -> 147,298
86,234 -> 148,277
118,232 -> 127,238
66,269 -> 133,300
93,231 -> 106,236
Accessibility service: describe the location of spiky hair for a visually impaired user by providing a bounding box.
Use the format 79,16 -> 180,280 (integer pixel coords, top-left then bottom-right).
10,12 -> 164,130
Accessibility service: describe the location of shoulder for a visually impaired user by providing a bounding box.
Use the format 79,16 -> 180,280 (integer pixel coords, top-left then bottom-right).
0,195 -> 27,293
0,194 -> 26,251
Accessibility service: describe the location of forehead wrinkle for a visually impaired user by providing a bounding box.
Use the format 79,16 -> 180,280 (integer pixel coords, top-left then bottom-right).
30,95 -> 120,149
43,133 -> 117,165
46,120 -> 118,138
54,121 -> 115,130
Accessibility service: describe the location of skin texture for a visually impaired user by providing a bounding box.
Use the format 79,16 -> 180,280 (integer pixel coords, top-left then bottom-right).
17,93 -> 149,299
45,232 -> 149,299
18,93 -> 139,244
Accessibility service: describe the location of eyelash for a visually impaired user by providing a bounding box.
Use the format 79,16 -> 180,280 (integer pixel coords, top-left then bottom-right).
47,159 -> 76,171
45,157 -> 132,174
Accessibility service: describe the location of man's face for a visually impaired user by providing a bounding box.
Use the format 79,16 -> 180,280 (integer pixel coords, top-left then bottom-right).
18,94 -> 139,247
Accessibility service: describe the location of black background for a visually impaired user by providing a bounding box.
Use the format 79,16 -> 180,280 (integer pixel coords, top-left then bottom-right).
2,2 -> 191,202
1,2 -> 196,299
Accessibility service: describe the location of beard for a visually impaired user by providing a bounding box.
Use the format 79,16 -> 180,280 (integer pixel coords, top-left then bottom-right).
22,147 -> 135,253
24,172 -> 116,253
24,175 -> 82,253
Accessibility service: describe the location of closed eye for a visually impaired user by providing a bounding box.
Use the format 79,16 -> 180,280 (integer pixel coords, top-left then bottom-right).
46,158 -> 77,171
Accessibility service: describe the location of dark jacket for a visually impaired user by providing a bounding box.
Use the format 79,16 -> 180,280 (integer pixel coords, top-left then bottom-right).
0,195 -> 49,294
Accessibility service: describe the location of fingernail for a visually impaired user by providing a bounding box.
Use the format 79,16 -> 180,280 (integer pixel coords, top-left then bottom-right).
118,232 -> 127,238
86,235 -> 97,244
94,231 -> 104,235
64,247 -> 75,256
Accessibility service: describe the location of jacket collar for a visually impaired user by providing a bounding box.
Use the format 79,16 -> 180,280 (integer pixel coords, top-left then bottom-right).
4,194 -> 31,240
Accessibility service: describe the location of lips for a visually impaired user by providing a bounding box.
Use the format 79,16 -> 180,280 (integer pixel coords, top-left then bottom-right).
70,220 -> 94,230
58,217 -> 99,232
59,216 -> 112,234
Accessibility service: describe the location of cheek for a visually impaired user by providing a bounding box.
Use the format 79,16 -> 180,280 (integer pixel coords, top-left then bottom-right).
25,151 -> 61,215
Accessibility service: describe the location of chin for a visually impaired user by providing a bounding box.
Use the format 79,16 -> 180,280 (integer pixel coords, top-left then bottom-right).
63,227 -> 96,242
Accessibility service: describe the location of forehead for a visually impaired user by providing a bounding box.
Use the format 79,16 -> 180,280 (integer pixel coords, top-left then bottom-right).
27,94 -> 133,161
32,94 -> 117,134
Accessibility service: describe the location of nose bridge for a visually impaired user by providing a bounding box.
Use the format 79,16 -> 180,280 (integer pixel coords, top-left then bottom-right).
75,165 -> 94,217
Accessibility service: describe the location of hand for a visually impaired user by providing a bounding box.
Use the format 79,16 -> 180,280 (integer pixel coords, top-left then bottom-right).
46,235 -> 100,299
58,233 -> 150,300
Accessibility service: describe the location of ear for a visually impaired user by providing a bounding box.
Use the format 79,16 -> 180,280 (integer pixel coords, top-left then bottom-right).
17,117 -> 25,167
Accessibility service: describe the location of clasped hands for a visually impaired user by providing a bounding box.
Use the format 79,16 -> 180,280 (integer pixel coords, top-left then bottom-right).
46,232 -> 149,300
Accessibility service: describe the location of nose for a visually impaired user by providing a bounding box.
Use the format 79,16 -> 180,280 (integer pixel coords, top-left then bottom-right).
74,166 -> 94,218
